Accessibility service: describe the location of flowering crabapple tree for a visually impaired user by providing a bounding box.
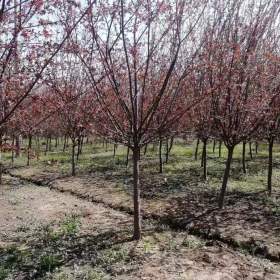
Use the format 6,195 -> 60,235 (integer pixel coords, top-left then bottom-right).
0,0 -> 96,129
202,0 -> 280,208
45,50 -> 94,176
78,0 -> 209,239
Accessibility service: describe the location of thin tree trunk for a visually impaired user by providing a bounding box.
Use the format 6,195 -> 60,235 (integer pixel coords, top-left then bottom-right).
143,144 -> 148,155
168,136 -> 174,154
195,138 -> 200,160
218,141 -> 222,158
11,136 -> 15,165
48,137 -> 52,152
202,139 -> 207,180
249,142 -> 253,159
15,135 -> 20,157
80,136 -> 84,154
159,138 -> 163,173
0,136 -> 2,185
126,146 -> 130,166
255,142 -> 258,155
55,137 -> 58,148
44,138 -> 48,155
165,139 -> 169,163
27,135 -> 32,166
218,146 -> 234,209
132,147 -> 141,240
267,138 -> 274,196
63,136 -> 67,152
71,142 -> 76,176
201,141 -> 204,167
212,140 -> 216,154
113,144 -> 117,158
242,141 -> 246,174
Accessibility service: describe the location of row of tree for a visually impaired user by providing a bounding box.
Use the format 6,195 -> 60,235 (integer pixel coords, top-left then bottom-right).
1,0 -> 280,239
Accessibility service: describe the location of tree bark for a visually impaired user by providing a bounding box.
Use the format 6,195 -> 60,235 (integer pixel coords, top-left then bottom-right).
218,146 -> 234,209
11,136 -> 15,164
195,138 -> 200,160
159,138 -> 163,173
15,135 -> 20,157
168,136 -> 174,154
202,139 -> 207,180
0,136 -> 2,185
242,141 -> 246,174
71,141 -> 76,176
143,144 -> 148,155
212,140 -> 216,154
267,138 -> 274,196
132,147 -> 141,240
126,146 -> 130,166
113,144 -> 117,158
63,136 -> 67,152
165,139 -> 169,163
255,142 -> 258,155
27,135 -> 32,166
45,137 -> 48,155
218,141 -> 222,158
249,142 -> 253,159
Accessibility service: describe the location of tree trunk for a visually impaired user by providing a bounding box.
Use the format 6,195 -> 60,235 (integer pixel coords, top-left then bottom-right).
195,138 -> 200,160
213,140 -> 216,154
63,136 -> 67,152
202,139 -> 207,180
242,141 -> 246,174
132,147 -> 141,240
27,135 -> 32,166
48,137 -> 52,152
165,139 -> 169,163
201,140 -> 204,167
15,135 -> 20,157
255,142 -> 258,155
126,146 -> 130,166
267,138 -> 274,196
11,136 -> 15,165
218,146 -> 234,209
218,141 -> 222,158
71,142 -> 76,176
113,144 -> 117,158
159,138 -> 163,173
80,136 -> 84,154
0,136 -> 2,185
143,144 -> 148,155
249,142 -> 253,159
44,138 -> 48,155
168,137 -> 174,154
76,138 -> 81,162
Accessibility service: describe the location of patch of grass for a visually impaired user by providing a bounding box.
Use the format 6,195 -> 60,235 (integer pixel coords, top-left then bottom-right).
143,238 -> 155,254
39,254 -> 62,273
60,215 -> 80,236
0,266 -> 9,280
97,245 -> 129,267
85,269 -> 107,280
182,236 -> 205,249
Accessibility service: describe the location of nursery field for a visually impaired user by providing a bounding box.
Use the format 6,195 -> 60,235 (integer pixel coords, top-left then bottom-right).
1,139 -> 280,279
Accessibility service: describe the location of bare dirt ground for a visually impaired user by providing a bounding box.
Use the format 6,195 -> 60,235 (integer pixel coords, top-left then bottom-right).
1,170 -> 280,279
21,167 -> 280,261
